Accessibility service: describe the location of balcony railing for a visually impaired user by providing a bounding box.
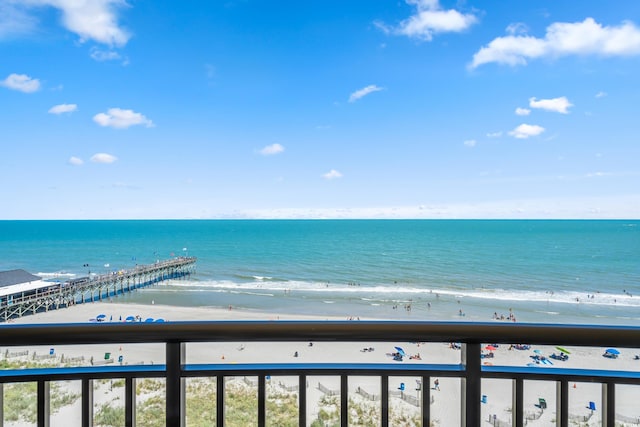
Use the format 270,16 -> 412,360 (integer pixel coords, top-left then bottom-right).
0,321 -> 639,426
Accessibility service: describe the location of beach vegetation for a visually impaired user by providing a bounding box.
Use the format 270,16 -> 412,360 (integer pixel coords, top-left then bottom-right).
311,395 -> 340,427
137,394 -> 166,426
3,381 -> 81,423
94,403 -> 125,426
4,382 -> 38,423
50,382 -> 82,411
0,357 -> 58,370
265,389 -> 299,427
186,378 -> 217,426
224,381 -> 259,426
137,377 -> 164,394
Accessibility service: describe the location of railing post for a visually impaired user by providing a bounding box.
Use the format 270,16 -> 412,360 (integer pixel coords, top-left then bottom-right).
298,375 -> 306,427
602,382 -> 614,427
462,342 -> 481,427
166,342 -> 185,427
340,375 -> 348,427
0,383 -> 3,427
125,377 -> 136,427
557,380 -> 568,427
513,378 -> 523,427
82,379 -> 93,427
217,375 -> 224,427
37,380 -> 50,427
258,375 -> 265,427
421,375 -> 430,427
381,375 -> 389,427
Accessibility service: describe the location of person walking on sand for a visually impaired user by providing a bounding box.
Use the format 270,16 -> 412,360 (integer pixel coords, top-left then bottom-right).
434,379 -> 440,390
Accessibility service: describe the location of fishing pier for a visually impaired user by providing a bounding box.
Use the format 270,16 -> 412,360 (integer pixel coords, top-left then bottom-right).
0,257 -> 196,322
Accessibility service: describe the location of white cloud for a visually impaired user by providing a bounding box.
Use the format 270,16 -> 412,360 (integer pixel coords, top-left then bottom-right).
471,18 -> 640,68
323,169 -> 343,180
463,139 -> 477,147
48,103 -> 77,114
378,0 -> 477,41
529,96 -> 573,114
1,73 -> 40,93
0,2 -> 38,39
68,156 -> 83,165
595,91 -> 607,98
25,0 -> 131,46
90,47 -> 121,61
509,123 -> 545,139
217,195 -> 640,220
515,107 -> 530,116
259,143 -> 284,156
506,22 -> 528,36
93,108 -> 154,129
349,85 -> 382,102
90,153 -> 117,164
486,131 -> 503,138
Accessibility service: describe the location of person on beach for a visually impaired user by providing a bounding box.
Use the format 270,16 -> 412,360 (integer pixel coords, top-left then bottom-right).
434,379 -> 440,390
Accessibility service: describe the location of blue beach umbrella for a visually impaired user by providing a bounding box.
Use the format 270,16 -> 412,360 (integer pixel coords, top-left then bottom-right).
125,315 -> 136,322
606,348 -> 620,355
96,314 -> 106,320
394,346 -> 406,357
144,318 -> 154,322
154,318 -> 165,323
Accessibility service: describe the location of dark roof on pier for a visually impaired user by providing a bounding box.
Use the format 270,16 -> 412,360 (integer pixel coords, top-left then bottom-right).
0,270 -> 42,288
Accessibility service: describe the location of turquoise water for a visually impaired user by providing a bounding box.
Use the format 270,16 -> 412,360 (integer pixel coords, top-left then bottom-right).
0,220 -> 638,325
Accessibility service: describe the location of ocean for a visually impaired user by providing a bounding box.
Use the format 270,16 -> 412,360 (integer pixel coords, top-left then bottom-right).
0,220 -> 638,325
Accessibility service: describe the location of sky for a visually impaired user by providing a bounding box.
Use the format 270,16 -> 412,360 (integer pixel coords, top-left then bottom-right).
1,0 -> 639,219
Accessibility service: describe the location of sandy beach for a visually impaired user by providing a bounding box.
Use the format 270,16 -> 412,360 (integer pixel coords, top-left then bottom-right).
4,301 -> 640,426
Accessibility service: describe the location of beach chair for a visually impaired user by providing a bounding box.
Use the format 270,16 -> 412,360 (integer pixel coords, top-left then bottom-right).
539,398 -> 547,409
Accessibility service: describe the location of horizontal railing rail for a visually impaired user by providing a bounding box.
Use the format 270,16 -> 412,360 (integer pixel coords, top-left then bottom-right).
0,321 -> 638,427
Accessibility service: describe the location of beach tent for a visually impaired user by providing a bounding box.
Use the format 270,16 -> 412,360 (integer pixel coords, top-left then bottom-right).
96,314 -> 106,321
125,315 -> 136,322
154,318 -> 165,323
144,318 -> 154,322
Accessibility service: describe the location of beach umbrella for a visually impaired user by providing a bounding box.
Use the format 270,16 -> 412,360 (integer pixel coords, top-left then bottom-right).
96,314 -> 106,320
144,318 -> 154,323
606,348 -> 620,355
485,345 -> 497,351
154,318 -> 165,323
394,346 -> 406,357
555,346 -> 571,354
125,315 -> 136,322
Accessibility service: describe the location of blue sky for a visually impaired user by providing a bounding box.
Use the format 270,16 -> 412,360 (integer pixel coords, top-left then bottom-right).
1,0 -> 639,219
